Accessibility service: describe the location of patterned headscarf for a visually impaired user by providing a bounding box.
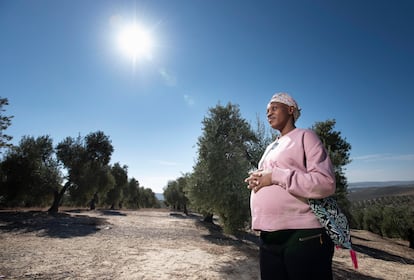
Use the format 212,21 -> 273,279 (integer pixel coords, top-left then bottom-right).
268,92 -> 301,122
267,92 -> 302,122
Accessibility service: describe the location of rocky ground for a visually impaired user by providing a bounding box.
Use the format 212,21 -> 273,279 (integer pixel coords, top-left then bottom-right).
0,208 -> 413,279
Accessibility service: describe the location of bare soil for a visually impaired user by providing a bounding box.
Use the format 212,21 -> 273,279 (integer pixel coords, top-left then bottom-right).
0,208 -> 413,280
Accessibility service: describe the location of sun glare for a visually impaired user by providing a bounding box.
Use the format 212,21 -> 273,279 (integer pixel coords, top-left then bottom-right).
117,23 -> 154,62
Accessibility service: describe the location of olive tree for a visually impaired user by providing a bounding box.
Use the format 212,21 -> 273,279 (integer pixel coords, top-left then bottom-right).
53,131 -> 115,211
0,97 -> 13,152
187,103 -> 256,233
0,135 -> 62,207
312,119 -> 352,217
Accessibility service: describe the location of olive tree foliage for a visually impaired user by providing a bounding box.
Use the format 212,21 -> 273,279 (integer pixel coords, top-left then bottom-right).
121,177 -> 159,209
164,174 -> 190,214
187,103 -> 257,234
381,205 -> 412,238
54,131 -> 115,211
351,199 -> 414,248
123,178 -> 141,209
0,97 -> 13,152
187,161 -> 213,221
0,135 -> 62,207
381,204 -> 414,248
137,187 -> 159,208
363,204 -> 384,235
246,115 -> 276,168
105,163 -> 128,209
311,119 -> 352,217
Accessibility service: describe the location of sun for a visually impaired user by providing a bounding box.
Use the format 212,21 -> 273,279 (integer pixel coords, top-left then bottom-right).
117,23 -> 154,62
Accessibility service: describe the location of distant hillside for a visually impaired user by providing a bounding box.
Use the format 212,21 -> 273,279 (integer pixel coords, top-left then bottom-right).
348,185 -> 414,202
349,180 -> 414,189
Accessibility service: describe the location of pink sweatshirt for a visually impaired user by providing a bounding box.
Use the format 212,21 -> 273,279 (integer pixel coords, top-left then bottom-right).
250,128 -> 336,231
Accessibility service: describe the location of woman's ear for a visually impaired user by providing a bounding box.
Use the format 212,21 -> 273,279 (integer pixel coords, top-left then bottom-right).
288,106 -> 295,116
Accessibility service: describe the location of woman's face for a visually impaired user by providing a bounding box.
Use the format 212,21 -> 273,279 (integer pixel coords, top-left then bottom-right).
266,102 -> 292,130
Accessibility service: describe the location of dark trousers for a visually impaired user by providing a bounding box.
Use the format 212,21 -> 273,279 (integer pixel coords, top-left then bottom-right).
259,228 -> 334,280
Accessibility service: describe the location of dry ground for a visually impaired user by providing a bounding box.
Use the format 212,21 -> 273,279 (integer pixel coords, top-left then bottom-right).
0,208 -> 413,280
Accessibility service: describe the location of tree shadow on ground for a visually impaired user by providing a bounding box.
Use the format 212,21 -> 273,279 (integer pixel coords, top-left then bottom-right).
332,261 -> 382,280
169,212 -> 190,219
195,219 -> 259,254
351,234 -> 414,264
167,212 -> 257,249
98,209 -> 127,216
65,208 -> 126,216
352,243 -> 414,264
0,210 -> 108,238
169,211 -> 201,219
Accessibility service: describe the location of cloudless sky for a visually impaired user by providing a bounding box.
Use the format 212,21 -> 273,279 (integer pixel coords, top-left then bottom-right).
1,0 -> 413,193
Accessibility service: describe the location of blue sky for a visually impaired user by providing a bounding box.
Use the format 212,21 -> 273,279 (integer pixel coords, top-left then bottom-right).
1,0 -> 413,193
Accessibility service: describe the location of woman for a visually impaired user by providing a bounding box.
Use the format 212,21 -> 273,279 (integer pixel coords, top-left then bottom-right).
245,92 -> 336,280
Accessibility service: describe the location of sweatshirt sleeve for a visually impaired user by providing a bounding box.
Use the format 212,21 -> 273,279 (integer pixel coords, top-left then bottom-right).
271,130 -> 336,199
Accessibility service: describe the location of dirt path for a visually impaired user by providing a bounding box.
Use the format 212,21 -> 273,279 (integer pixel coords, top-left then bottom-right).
0,209 -> 413,279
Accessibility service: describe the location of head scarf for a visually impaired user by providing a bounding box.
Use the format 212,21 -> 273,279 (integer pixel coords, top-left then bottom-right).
268,92 -> 301,122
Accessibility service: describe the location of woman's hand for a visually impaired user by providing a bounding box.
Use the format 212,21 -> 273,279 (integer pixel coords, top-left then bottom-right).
244,169 -> 272,193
